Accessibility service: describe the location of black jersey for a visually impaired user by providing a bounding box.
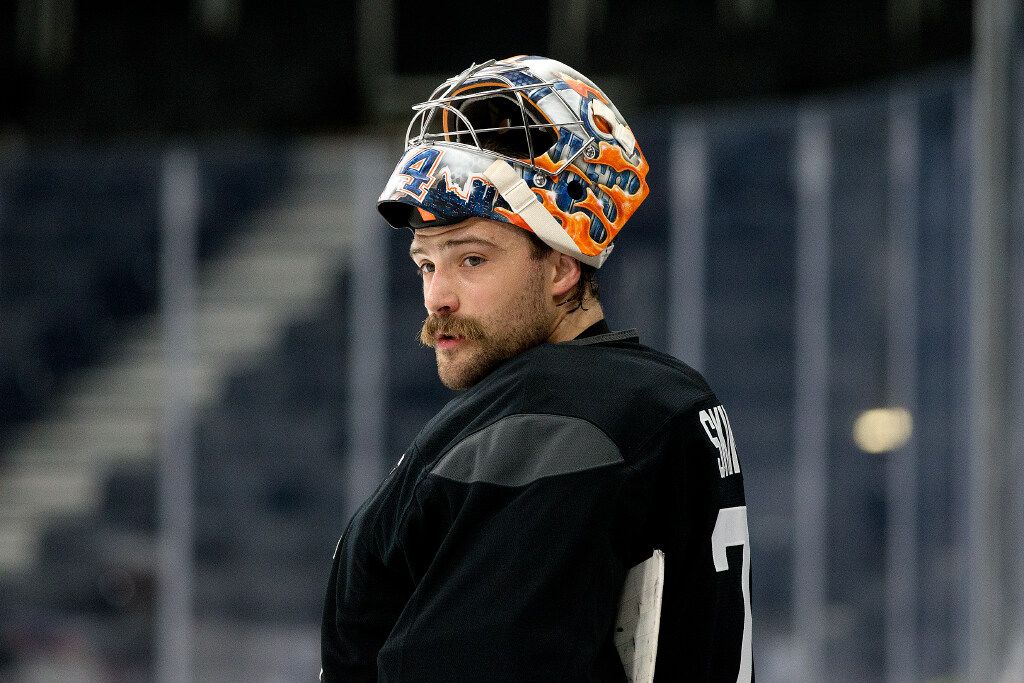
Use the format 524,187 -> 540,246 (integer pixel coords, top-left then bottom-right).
321,328 -> 752,681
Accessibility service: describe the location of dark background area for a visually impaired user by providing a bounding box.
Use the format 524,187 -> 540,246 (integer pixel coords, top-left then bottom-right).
2,1 -> 972,140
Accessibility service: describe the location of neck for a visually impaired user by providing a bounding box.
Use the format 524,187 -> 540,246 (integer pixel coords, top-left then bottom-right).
546,300 -> 606,343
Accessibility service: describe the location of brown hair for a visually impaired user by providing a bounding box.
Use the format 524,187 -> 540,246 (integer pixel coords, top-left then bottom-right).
524,232 -> 600,313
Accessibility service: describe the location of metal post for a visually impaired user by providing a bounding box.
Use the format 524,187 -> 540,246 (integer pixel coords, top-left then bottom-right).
357,0 -> 395,118
157,150 -> 199,683
884,92 -> 920,683
792,110 -> 832,681
548,0 -> 592,70
669,120 -> 708,371
343,140 -> 391,523
969,0 -> 1016,679
194,0 -> 240,34
949,79 -> 974,682
16,0 -> 76,71
1008,39 -> 1024,683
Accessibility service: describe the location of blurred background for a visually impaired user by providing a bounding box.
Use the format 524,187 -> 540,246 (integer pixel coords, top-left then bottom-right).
0,0 -> 1021,681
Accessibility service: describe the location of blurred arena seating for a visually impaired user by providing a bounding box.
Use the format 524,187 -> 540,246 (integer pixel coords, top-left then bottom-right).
0,148 -> 291,443
0,143 -> 364,676
0,154 -> 160,434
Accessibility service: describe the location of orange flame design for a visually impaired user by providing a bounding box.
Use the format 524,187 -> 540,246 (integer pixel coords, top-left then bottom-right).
494,206 -> 532,231
540,189 -> 606,256
496,139 -> 650,256
561,76 -> 610,105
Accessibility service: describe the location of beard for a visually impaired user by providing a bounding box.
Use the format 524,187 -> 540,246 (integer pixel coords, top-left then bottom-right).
419,289 -> 555,390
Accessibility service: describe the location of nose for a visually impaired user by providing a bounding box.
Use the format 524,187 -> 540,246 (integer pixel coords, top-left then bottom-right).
423,266 -> 459,315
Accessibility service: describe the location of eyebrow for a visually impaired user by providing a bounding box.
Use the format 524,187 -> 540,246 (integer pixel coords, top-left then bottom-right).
409,237 -> 504,258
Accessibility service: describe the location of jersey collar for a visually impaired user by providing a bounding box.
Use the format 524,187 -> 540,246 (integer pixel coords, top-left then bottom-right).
562,328 -> 640,346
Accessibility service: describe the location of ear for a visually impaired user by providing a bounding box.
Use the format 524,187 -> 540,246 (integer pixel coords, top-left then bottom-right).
550,252 -> 581,299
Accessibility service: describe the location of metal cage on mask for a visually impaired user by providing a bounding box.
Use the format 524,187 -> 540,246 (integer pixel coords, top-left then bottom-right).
405,59 -> 598,179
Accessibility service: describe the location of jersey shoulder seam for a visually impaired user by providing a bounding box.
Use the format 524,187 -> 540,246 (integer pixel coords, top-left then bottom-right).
622,390 -> 719,468
390,411 -> 620,540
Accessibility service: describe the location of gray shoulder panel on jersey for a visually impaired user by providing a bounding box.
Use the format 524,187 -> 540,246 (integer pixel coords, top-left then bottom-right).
430,413 -> 623,487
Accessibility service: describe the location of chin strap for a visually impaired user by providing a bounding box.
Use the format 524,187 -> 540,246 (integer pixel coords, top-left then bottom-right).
483,159 -> 612,269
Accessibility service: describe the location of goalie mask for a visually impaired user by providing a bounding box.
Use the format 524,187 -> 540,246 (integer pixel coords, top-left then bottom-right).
377,56 -> 649,268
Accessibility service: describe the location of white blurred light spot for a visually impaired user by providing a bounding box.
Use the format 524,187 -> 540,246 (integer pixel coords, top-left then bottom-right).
853,407 -> 913,454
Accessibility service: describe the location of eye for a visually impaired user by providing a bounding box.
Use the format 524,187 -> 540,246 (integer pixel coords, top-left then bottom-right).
463,255 -> 485,267
415,261 -> 435,275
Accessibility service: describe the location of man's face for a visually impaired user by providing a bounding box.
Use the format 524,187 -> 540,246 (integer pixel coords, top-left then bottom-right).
410,217 -> 558,390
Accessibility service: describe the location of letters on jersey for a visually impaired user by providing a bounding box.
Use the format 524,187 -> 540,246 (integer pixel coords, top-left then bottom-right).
699,405 -> 741,478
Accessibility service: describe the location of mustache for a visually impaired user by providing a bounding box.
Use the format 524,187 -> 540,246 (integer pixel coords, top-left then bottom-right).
419,314 -> 486,348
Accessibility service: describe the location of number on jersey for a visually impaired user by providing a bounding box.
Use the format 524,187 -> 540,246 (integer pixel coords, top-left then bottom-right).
712,505 -> 753,682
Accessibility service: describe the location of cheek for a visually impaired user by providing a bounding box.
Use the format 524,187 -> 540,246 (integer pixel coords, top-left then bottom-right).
495,269 -> 549,314
464,282 -> 502,317
463,260 -> 549,316
459,269 -> 507,309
